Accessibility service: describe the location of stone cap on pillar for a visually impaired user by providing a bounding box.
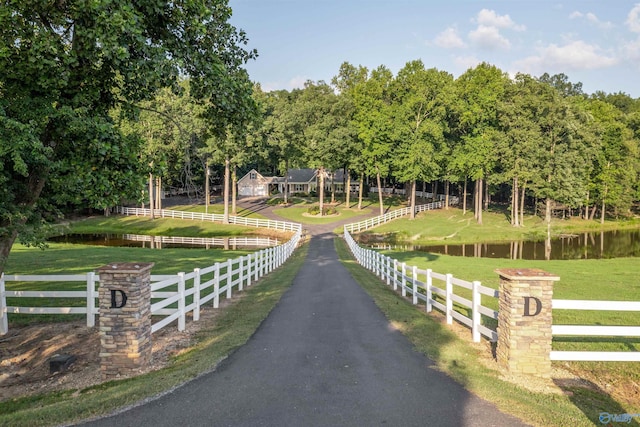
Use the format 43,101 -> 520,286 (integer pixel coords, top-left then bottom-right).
96,262 -> 154,274
495,268 -> 560,282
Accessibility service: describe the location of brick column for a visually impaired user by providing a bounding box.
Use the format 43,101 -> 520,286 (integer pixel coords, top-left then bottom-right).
97,262 -> 154,381
495,268 -> 560,378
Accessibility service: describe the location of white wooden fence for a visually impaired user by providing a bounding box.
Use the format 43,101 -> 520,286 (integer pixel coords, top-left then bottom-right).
344,201 -> 446,233
550,299 -> 640,362
122,234 -> 279,248
0,229 -> 301,335
344,226 -> 498,342
343,204 -> 640,362
118,207 -> 302,233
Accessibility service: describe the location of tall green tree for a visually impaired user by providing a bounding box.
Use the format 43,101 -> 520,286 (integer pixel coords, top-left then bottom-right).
587,99 -> 638,221
0,0 -> 256,273
451,63 -> 508,224
352,65 -> 395,215
391,61 -> 453,219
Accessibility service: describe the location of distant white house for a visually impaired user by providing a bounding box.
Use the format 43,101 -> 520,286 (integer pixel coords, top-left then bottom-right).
237,169 -> 278,197
238,168 -> 347,197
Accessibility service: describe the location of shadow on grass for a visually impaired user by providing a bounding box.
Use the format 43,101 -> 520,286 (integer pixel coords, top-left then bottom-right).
553,378 -> 640,427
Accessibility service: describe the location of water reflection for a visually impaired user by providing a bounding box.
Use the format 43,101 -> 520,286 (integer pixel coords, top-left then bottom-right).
49,233 -> 279,250
362,229 -> 640,260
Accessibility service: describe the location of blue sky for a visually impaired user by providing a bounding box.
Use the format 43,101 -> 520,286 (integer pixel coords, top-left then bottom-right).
229,1 -> 640,97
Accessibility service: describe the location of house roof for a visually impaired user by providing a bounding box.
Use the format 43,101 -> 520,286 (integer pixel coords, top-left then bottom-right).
285,168 -> 316,183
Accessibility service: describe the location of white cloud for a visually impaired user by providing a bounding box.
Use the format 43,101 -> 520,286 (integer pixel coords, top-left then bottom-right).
626,4 -> 640,33
570,11 -> 613,29
454,55 -> 482,71
475,9 -> 525,31
261,76 -> 308,92
469,25 -> 511,50
514,40 -> 618,73
434,27 -> 466,48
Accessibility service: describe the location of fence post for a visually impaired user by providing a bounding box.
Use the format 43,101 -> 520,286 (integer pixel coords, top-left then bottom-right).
472,281 -> 481,342
401,263 -> 407,297
86,272 -> 96,328
96,262 -> 154,380
445,273 -> 453,324
178,272 -> 186,331
213,263 -> 220,309
412,266 -> 418,305
226,259 -> 233,299
193,268 -> 201,322
0,273 -> 7,335
393,259 -> 398,291
495,268 -> 559,379
426,269 -> 433,312
239,256 -> 244,292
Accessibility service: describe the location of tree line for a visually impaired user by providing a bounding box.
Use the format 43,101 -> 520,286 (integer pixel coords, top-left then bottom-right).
2,0 -> 639,276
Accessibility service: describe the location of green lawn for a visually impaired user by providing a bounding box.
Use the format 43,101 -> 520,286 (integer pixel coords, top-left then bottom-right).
361,207 -> 640,245
272,205 -> 375,224
62,215 -> 290,238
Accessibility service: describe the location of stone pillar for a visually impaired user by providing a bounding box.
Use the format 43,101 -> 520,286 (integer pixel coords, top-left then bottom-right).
495,268 -> 560,378
97,262 -> 154,381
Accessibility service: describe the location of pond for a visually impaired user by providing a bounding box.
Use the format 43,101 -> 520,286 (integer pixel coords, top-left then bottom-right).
49,233 -> 280,250
359,229 -> 640,260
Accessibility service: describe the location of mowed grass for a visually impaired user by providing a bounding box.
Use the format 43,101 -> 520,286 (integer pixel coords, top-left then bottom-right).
362,206 -> 640,245
272,205 -> 375,224
64,215 -> 290,238
163,203 -> 267,218
335,238 -> 640,427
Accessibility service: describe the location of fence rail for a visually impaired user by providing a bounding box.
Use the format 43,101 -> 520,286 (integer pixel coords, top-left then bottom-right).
343,227 -> 498,342
119,207 -> 302,232
123,234 -> 279,248
0,229 -> 301,335
345,201 -> 447,233
342,203 -> 640,362
550,299 -> 640,362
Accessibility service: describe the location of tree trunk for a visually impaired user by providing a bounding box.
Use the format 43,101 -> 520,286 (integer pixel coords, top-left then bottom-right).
318,166 -> 325,215
231,165 -> 237,216
520,184 -> 526,227
358,172 -> 364,210
463,178 -> 468,215
512,176 -> 519,226
330,171 -> 335,204
432,181 -> 438,203
345,167 -> 351,209
156,176 -> 162,210
205,162 -> 210,214
223,155 -> 230,224
484,178 -> 489,211
545,198 -> 552,260
410,180 -> 416,220
376,167 -> 384,215
444,180 -> 450,209
148,172 -> 155,219
283,159 -> 289,204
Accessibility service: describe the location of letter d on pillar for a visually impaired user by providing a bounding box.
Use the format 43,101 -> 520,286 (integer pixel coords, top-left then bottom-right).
110,290 -> 128,308
523,296 -> 542,317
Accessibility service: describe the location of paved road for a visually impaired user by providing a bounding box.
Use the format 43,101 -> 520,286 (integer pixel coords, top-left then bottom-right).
81,201 -> 529,427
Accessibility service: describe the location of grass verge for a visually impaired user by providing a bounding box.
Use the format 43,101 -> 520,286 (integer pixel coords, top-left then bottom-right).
335,237 -> 640,427
0,243 -> 308,427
